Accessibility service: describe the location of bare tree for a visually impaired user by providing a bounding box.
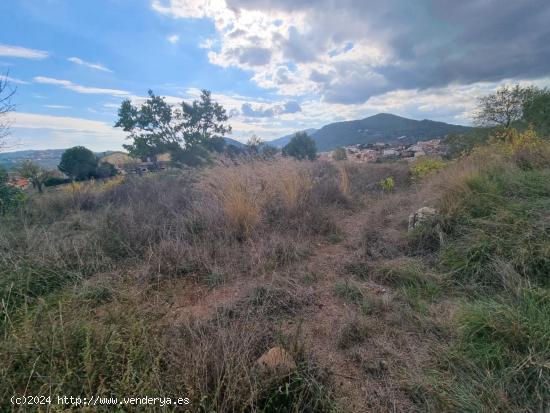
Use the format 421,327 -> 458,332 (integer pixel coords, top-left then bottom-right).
0,73 -> 16,151
473,84 -> 533,128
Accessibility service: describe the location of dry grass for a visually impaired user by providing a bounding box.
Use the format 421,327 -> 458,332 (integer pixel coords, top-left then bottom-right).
2,138 -> 547,412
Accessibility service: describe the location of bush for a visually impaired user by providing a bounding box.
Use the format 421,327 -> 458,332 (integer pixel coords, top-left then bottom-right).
0,180 -> 23,214
332,147 -> 347,161
410,157 -> 445,181
43,176 -> 71,187
489,127 -> 550,170
95,161 -> 118,178
379,176 -> 394,192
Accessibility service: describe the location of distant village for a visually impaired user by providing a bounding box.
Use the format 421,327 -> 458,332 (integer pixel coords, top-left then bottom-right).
5,138 -> 444,190
320,138 -> 443,163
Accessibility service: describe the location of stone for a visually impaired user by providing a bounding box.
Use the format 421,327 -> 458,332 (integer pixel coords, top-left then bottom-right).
408,206 -> 437,231
256,347 -> 297,377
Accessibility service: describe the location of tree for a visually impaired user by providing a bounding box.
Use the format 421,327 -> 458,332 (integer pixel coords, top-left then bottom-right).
0,73 -> 16,151
332,147 -> 347,161
282,132 -> 317,160
58,146 -> 98,181
473,84 -> 535,128
178,90 -> 231,146
523,88 -> 550,136
115,89 -> 231,167
16,160 -> 49,193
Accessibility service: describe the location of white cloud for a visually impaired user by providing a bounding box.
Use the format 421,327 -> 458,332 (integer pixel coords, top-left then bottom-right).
44,105 -> 72,109
67,57 -> 112,72
10,112 -> 126,151
167,34 -> 180,44
150,0 -> 394,102
12,112 -> 118,132
199,38 -> 216,49
0,44 -> 49,59
4,76 -> 29,85
33,76 -> 129,96
151,0 -> 550,108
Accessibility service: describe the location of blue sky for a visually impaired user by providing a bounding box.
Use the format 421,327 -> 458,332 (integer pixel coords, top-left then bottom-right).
1,0 -> 549,151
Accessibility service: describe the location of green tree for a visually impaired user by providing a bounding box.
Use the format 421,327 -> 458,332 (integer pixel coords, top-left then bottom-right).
58,146 -> 98,181
282,132 -> 317,161
332,147 -> 347,161
16,160 -> 49,193
115,91 -> 174,165
474,84 -> 535,128
115,89 -> 231,167
523,88 -> 550,136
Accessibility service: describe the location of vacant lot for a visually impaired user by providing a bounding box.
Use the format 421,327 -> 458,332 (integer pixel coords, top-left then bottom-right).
1,137 -> 549,411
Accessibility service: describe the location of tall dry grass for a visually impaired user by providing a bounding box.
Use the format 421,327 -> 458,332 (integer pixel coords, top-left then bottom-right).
199,159 -> 314,237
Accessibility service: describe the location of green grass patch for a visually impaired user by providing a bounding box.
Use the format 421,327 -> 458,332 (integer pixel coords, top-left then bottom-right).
432,287 -> 550,412
441,167 -> 550,288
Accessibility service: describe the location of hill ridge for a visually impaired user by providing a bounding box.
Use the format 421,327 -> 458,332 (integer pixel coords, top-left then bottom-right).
270,113 -> 471,151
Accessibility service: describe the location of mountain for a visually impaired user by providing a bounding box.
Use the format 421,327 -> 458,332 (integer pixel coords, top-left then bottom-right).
270,113 -> 471,152
0,149 -> 116,170
224,137 -> 246,148
0,149 -> 67,170
0,140 -> 245,170
269,128 -> 319,148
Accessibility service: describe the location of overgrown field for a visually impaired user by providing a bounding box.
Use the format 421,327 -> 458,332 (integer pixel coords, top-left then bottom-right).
1,132 -> 549,412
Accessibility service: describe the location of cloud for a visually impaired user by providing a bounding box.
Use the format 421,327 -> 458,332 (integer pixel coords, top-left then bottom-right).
240,100 -> 301,117
33,76 -> 129,96
10,112 -> 126,151
4,76 -> 29,85
67,57 -> 112,72
152,0 -> 550,104
167,34 -> 180,44
0,44 -> 49,59
12,112 -> 118,132
44,105 -> 72,109
241,103 -> 275,117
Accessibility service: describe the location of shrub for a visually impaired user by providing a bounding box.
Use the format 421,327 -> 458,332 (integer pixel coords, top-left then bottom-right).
411,157 -> 445,181
332,147 -> 347,161
489,127 -> 550,169
0,180 -> 23,214
43,176 -> 71,187
380,176 -> 394,192
95,161 -> 118,178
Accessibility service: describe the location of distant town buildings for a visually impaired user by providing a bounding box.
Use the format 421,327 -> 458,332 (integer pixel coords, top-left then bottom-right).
328,138 -> 443,163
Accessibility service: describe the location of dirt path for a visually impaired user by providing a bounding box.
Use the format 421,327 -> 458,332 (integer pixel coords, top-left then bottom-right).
166,205 -> 400,411
297,209 -> 393,412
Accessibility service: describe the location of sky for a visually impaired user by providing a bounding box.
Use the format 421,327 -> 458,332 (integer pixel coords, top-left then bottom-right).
1,0 -> 550,151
